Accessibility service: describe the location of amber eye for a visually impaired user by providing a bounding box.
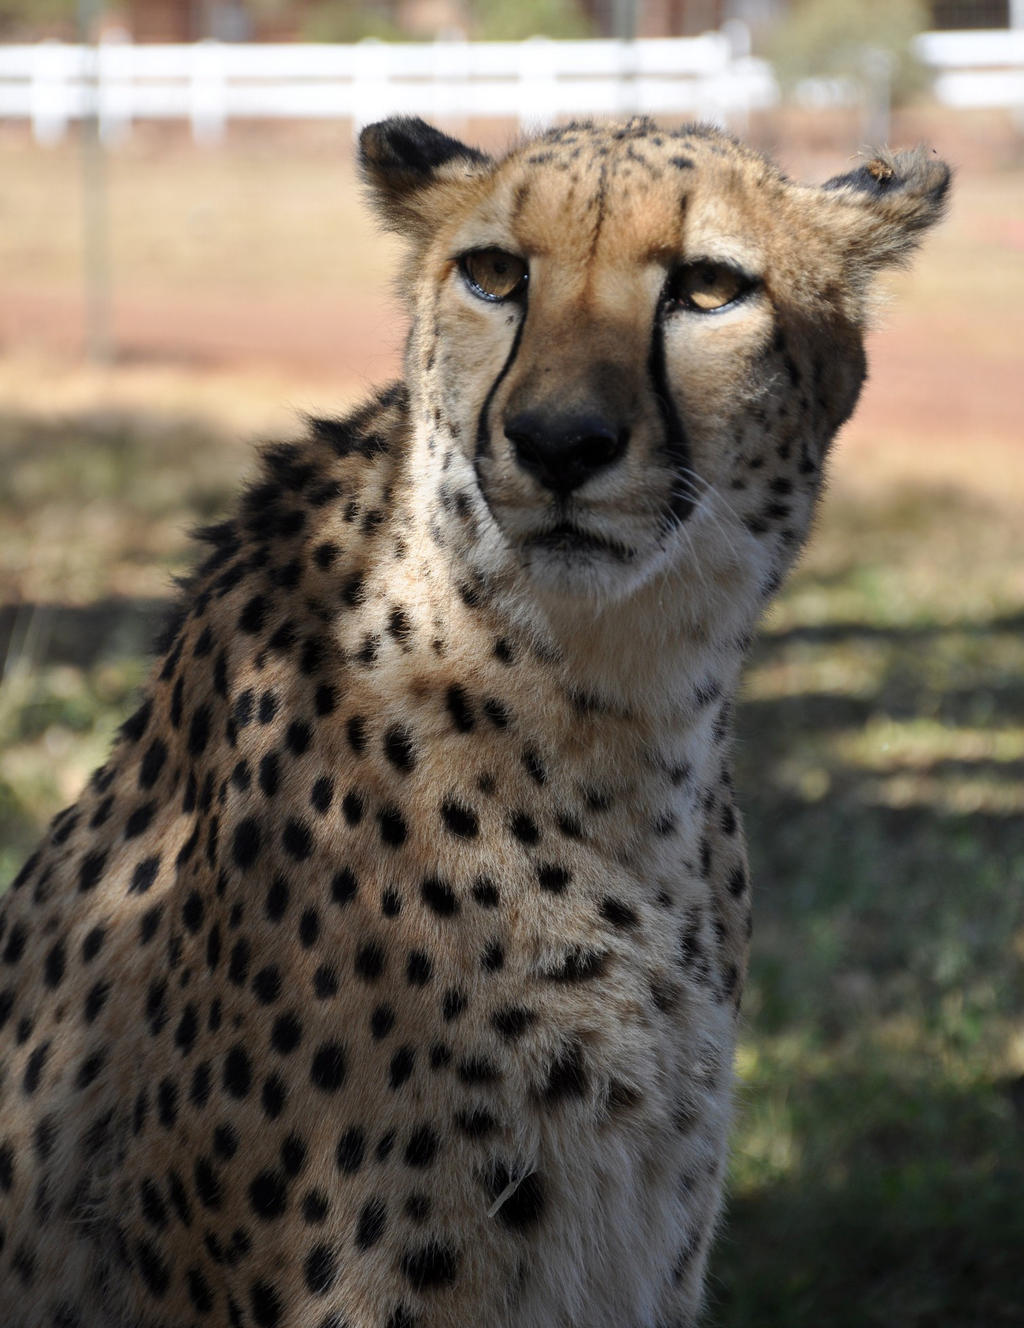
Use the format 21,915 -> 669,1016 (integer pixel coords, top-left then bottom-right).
669,261 -> 754,313
459,249 -> 528,302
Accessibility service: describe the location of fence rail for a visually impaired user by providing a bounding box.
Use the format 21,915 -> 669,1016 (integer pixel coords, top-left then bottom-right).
0,30 -> 1021,144
0,34 -> 775,143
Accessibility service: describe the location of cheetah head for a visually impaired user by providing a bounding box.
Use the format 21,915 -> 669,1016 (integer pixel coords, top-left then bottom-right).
360,117 -> 949,611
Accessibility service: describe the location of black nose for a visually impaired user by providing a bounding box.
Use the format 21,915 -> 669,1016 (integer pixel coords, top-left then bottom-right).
504,409 -> 629,496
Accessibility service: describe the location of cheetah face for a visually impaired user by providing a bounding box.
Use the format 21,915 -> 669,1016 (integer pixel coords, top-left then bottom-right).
362,118 -> 950,605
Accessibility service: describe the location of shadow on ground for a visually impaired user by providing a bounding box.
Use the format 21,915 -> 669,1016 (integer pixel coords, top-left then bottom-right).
1,549 -> 1022,1327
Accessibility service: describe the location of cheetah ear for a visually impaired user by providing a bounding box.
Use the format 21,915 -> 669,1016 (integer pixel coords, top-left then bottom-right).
359,116 -> 493,241
820,147 -> 951,272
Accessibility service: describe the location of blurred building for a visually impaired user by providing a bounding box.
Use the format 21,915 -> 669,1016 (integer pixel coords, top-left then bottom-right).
89,0 -> 1024,42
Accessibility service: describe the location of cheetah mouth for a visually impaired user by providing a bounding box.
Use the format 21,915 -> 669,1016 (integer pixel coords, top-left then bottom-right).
526,522 -> 635,563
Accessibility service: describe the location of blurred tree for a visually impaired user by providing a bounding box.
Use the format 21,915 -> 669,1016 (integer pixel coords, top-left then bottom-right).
0,0 -> 76,39
299,0 -> 592,41
765,0 -> 930,105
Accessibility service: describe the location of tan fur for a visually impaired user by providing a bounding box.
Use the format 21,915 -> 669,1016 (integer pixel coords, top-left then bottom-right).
0,118 -> 947,1328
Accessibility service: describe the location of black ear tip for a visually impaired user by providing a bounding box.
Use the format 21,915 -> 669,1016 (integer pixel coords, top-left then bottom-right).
823,147 -> 952,204
358,116 -> 489,178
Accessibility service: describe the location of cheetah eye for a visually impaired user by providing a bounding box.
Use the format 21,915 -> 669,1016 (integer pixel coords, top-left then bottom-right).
667,260 -> 755,314
459,249 -> 529,303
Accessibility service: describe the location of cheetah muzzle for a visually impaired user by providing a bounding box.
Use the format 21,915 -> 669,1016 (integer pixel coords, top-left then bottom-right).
0,116 -> 948,1328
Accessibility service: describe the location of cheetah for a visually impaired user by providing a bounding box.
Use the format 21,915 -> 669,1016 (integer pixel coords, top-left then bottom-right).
0,117 -> 948,1328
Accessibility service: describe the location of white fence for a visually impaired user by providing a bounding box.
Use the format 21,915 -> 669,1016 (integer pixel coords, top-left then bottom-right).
912,28 -> 1024,110
0,33 -> 776,144
0,30 -> 1022,145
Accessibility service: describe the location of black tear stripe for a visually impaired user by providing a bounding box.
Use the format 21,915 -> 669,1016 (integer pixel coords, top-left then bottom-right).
474,309 -> 527,461
648,303 -> 695,525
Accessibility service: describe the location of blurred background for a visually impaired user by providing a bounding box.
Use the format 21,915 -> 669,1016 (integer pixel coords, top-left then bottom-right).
1,1 -> 1022,1323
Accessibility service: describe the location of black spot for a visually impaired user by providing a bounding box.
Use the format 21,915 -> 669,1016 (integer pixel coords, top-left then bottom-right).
134,1236 -> 170,1298
441,988 -> 466,1022
213,1122 -> 239,1159
77,849 -> 108,893
378,806 -> 407,846
384,725 -> 416,772
305,1242 -> 338,1295
282,818 -> 314,861
537,863 -> 569,893
331,866 -> 358,907
491,1006 -> 534,1039
271,1012 -> 302,1054
406,950 -> 432,986
249,1169 -> 287,1221
138,739 -> 168,790
303,1188 -> 330,1224
188,704 -> 211,758
310,1043 -> 347,1092
314,965 -> 338,999
510,811 -> 539,845
228,939 -> 251,985
286,720 -> 312,756
223,1045 -> 252,1098
421,876 -> 459,917
336,1126 -> 366,1174
389,1047 -> 415,1089
355,939 -> 385,981
401,1241 -> 458,1290
484,1163 -> 545,1230
120,698 -> 153,743
314,683 -> 337,716
728,864 -> 747,896
258,690 -> 279,724
124,801 -> 155,839
76,1048 -> 106,1089
174,1004 -> 199,1054
481,940 -> 504,972
182,890 -> 204,934
249,1279 -> 282,1328
253,966 -> 282,1004
341,789 -> 364,824
404,1125 -> 439,1168
458,1056 -> 500,1085
0,1142 -> 14,1190
454,1108 -> 497,1138
238,595 -> 267,634
371,1004 -> 395,1039
471,877 -> 499,908
355,1197 -> 387,1250
262,1073 -> 287,1119
231,818 -> 261,869
445,684 -> 474,731
440,800 -> 478,839
187,1266 -> 214,1314
43,939 -> 66,988
347,714 -> 367,754
299,908 -> 320,947
483,698 -> 510,728
542,1041 -> 588,1103
310,775 -> 334,814
600,897 -> 638,929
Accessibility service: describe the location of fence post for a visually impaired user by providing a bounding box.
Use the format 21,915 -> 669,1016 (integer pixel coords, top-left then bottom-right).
352,38 -> 391,133
191,38 -> 226,145
98,31 -> 133,145
518,36 -> 558,131
30,39 -> 72,144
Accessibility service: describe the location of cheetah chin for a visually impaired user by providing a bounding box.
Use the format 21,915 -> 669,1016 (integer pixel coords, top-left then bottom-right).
0,116 -> 948,1328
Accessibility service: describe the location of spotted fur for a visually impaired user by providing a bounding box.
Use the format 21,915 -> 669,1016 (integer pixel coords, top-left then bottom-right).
0,117 -> 948,1328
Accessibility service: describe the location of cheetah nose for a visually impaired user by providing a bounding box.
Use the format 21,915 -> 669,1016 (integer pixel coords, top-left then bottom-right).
504,409 -> 629,497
